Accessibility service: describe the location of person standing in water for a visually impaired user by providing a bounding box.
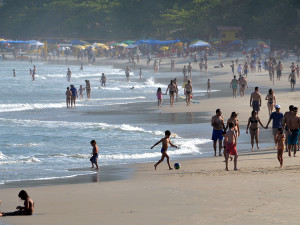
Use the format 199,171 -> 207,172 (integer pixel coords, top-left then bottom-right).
150,130 -> 178,170
13,69 -> 16,77
207,79 -> 211,93
90,140 -> 99,169
125,66 -> 131,82
85,80 -> 91,99
32,65 -> 36,81
66,87 -> 72,108
211,109 -> 225,156
66,68 -> 72,82
80,63 -> 83,71
70,85 -> 77,108
139,68 -> 142,79
100,73 -> 106,87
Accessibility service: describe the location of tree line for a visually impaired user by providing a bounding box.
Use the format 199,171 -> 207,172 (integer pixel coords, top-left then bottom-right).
0,0 -> 299,47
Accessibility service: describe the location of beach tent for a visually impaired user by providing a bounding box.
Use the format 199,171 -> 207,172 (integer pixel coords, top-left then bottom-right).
68,40 -> 84,45
135,39 -> 180,45
125,44 -> 138,49
189,41 -> 211,48
0,40 -> 30,44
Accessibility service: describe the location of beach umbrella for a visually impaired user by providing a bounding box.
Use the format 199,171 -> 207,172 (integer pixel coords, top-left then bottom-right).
257,41 -> 266,45
116,43 -> 128,47
174,42 -> 183,47
260,44 -> 269,48
159,46 -> 169,51
125,44 -> 138,49
122,40 -> 135,45
189,41 -> 211,48
107,41 -> 116,45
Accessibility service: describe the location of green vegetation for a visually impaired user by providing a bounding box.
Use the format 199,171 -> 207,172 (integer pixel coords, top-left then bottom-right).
0,0 -> 299,46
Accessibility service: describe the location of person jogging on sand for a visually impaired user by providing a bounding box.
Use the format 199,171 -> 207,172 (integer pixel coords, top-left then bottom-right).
151,130 -> 178,170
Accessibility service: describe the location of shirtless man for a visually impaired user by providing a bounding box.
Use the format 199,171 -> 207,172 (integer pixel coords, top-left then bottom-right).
211,109 -> 226,156
276,61 -> 283,81
184,80 -> 193,106
282,105 -> 294,151
250,87 -> 262,114
224,122 -> 238,171
290,62 -> 296,72
288,70 -> 296,92
288,107 -> 300,157
239,76 -> 248,97
187,63 -> 192,77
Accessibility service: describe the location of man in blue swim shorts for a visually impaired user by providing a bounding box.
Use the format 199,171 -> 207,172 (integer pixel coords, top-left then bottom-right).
211,109 -> 225,156
287,107 -> 300,157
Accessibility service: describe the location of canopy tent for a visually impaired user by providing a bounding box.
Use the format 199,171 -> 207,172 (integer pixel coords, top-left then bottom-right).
68,39 -> 85,45
189,41 -> 211,48
125,44 -> 138,49
28,40 -> 44,46
228,40 -> 242,46
135,39 -> 180,45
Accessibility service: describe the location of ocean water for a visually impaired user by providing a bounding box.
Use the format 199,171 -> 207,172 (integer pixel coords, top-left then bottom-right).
0,60 -> 213,186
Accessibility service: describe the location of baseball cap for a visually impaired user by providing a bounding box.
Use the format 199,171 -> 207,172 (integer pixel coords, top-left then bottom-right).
275,105 -> 281,109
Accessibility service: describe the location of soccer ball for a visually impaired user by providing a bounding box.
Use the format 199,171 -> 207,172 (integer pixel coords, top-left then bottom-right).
174,163 -> 181,170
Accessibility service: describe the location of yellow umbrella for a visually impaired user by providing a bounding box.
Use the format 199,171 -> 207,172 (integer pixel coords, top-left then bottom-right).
257,41 -> 266,45
159,46 -> 169,51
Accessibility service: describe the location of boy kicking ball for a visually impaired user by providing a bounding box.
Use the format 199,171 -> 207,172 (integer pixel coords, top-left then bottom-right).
151,130 -> 178,170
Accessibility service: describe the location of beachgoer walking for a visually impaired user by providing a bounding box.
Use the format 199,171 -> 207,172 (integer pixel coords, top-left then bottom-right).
211,109 -> 225,156
151,130 -> 178,170
246,110 -> 266,151
239,76 -> 247,97
230,61 -> 234,75
265,89 -> 276,116
165,80 -> 176,107
266,105 -> 284,148
156,87 -> 163,107
230,75 -> 238,98
243,63 -> 249,77
296,64 -> 300,78
250,87 -> 261,113
282,105 -> 294,151
183,66 -> 187,80
0,190 -> 34,216
237,64 -> 242,75
287,107 -> 300,157
187,62 -> 192,77
224,123 -> 238,171
276,128 -> 285,168
173,78 -> 179,102
289,70 -> 296,92
90,140 -> 99,169
276,61 -> 283,80
184,80 -> 193,106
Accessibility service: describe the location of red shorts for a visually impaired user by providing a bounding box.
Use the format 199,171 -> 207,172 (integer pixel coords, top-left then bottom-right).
226,143 -> 238,156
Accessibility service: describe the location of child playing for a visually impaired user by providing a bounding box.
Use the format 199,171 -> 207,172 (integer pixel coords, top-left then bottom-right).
0,190 -> 34,216
151,130 -> 178,170
225,123 -> 238,171
156,87 -> 163,107
276,128 -> 285,168
90,140 -> 99,169
78,85 -> 85,99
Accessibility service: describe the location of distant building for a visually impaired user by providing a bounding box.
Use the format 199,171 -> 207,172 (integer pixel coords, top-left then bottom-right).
217,26 -> 243,47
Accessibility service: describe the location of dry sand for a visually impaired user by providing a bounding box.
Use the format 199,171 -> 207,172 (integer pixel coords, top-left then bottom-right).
1,53 -> 300,225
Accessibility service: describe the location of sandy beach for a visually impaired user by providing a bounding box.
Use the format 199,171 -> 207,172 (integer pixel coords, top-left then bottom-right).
1,53 -> 300,225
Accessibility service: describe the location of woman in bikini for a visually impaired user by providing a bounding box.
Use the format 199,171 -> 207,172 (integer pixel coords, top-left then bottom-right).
165,80 -> 176,107
246,110 -> 266,151
265,89 -> 276,116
